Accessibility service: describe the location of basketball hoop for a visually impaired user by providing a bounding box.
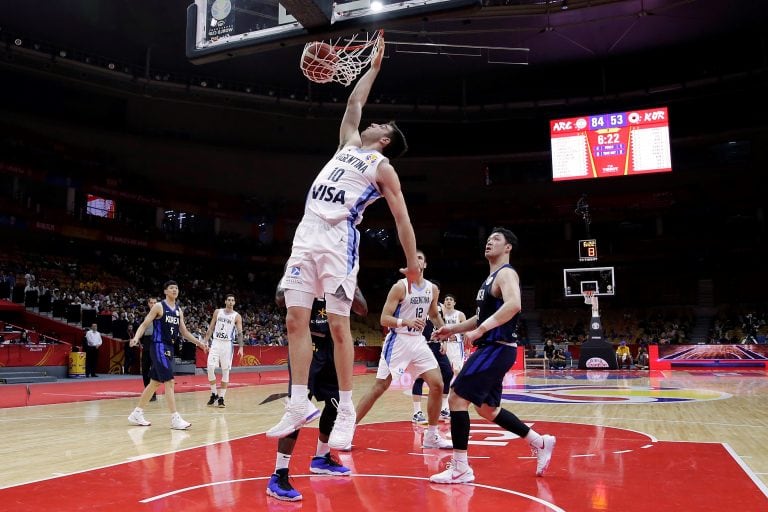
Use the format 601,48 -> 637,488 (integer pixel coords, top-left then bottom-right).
583,291 -> 600,316
300,29 -> 384,86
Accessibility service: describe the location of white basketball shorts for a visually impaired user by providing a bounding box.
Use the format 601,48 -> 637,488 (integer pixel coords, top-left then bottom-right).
281,215 -> 359,314
376,332 -> 438,380
207,340 -> 234,370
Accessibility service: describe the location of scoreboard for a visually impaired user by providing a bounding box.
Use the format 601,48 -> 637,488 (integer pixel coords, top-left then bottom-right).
550,107 -> 672,181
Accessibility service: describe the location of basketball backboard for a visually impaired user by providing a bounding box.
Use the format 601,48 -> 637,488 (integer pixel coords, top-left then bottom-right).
563,267 -> 615,298
186,0 -> 481,64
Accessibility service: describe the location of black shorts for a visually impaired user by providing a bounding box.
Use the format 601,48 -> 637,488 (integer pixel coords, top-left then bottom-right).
287,335 -> 339,402
451,343 -> 517,408
308,335 -> 339,402
148,342 -> 175,383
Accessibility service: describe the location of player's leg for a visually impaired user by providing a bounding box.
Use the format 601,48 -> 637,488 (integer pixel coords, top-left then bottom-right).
435,348 -> 453,420
420,367 -> 452,449
206,346 -> 219,406
267,291 -> 319,438
217,343 -> 233,407
128,378 -> 161,426
325,292 -> 357,449
411,377 -> 428,424
355,373 -> 392,423
267,430 -> 303,501
141,338 -> 156,401
310,400 -> 351,475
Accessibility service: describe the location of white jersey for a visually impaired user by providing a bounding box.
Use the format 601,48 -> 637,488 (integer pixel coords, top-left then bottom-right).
392,278 -> 434,336
211,309 -> 238,344
305,146 -> 385,226
443,309 -> 464,343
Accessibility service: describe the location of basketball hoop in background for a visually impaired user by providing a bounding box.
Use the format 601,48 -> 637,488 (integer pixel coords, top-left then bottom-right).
583,291 -> 600,316
300,29 -> 384,86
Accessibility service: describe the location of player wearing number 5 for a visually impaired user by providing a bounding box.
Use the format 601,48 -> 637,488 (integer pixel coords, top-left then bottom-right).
270,37 -> 420,450
355,250 -> 452,450
202,294 -> 244,408
128,280 -> 208,430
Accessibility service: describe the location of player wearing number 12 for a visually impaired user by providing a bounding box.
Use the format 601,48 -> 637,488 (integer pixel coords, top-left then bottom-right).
355,250 -> 452,450
270,37 -> 420,450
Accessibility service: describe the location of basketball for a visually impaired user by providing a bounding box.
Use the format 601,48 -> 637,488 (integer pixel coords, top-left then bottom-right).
301,42 -> 338,84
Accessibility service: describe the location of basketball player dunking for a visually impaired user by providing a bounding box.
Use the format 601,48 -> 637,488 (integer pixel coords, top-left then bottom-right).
268,38 -> 420,450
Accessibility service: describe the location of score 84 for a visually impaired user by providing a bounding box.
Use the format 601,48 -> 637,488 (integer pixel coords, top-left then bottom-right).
590,113 -> 626,129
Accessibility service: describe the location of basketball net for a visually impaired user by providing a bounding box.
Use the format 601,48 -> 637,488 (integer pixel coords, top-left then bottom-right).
583,291 -> 599,316
301,29 -> 384,87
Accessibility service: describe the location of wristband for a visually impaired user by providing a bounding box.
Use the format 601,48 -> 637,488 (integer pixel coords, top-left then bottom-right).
396,318 -> 403,328
480,315 -> 502,333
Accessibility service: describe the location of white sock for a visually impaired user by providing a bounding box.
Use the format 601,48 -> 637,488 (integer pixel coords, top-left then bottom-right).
134,407 -> 143,414
210,384 -> 217,394
339,390 -> 353,406
442,397 -> 449,410
427,425 -> 437,436
290,385 -> 308,405
413,401 -> 422,414
316,439 -> 329,457
453,451 -> 469,467
275,452 -> 291,471
525,429 -> 544,448
219,387 -> 227,398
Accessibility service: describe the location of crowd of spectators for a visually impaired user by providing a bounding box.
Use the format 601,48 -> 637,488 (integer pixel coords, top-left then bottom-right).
3,244 -> 766,351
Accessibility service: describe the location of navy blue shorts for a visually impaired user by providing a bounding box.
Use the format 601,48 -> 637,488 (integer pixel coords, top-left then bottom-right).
308,337 -> 339,402
451,343 -> 517,408
149,342 -> 175,383
288,335 -> 339,402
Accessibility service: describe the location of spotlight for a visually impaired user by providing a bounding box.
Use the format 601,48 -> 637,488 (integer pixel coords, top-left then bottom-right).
107,62 -> 115,70
245,87 -> 251,93
561,0 -> 568,10
59,50 -> 67,57
200,80 -> 208,87
13,38 -> 22,46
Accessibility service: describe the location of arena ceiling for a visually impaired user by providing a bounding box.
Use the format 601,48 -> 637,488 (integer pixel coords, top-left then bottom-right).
1,0 -> 767,106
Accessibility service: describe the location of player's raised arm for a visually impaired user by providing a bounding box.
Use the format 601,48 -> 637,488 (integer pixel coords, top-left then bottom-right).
338,38 -> 385,149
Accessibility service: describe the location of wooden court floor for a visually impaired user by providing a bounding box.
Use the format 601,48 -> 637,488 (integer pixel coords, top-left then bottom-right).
1,368 -> 767,511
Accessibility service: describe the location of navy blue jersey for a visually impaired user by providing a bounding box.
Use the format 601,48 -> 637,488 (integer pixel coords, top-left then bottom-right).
422,303 -> 443,340
475,264 -> 519,344
152,300 -> 181,346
